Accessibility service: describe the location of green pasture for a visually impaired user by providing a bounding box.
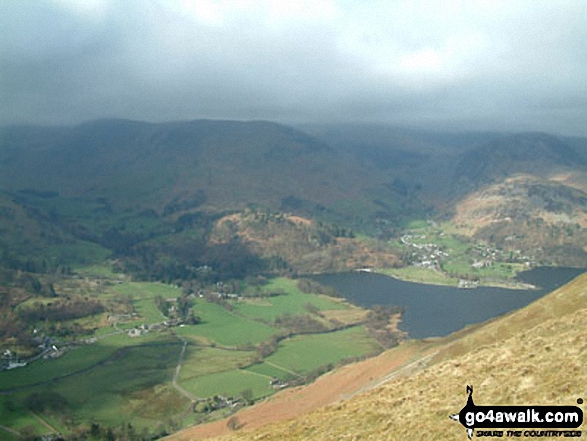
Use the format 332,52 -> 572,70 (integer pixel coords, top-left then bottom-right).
378,267 -> 458,286
74,263 -> 119,277
0,344 -> 118,391
0,398 -> 48,437
50,342 -> 183,426
178,347 -> 254,380
0,339 -> 184,437
113,281 -> 179,323
0,274 -> 379,436
236,279 -> 348,322
0,430 -> 20,441
0,333 -> 168,391
244,362 -> 292,381
179,369 -> 273,400
442,258 -> 524,280
113,281 -> 180,299
265,326 -> 379,375
175,301 -> 278,347
405,219 -> 429,230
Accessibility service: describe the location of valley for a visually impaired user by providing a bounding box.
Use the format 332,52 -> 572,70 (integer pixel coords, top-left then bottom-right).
0,265 -> 385,439
1,119 -> 586,440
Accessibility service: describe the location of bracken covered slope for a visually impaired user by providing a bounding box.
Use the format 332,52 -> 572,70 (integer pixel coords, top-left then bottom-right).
214,272 -> 587,440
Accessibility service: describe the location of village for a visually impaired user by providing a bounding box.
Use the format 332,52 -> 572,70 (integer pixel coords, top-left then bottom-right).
398,225 -> 536,288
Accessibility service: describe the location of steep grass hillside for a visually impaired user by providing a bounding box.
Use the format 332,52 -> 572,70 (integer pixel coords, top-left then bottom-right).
212,272 -> 587,440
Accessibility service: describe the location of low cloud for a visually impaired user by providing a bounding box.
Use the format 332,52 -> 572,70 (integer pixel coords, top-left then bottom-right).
1,0 -> 586,135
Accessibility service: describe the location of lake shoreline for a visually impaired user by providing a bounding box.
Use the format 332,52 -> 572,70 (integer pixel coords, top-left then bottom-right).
311,267 -> 585,339
372,268 -> 537,291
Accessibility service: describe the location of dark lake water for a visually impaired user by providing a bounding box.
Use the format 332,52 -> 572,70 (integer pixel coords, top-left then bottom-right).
312,267 -> 585,339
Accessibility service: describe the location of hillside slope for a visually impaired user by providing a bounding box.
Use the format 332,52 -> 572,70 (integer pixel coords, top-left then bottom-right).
0,120 -> 423,230
451,175 -> 587,266
453,132 -> 586,193
211,272 -> 587,440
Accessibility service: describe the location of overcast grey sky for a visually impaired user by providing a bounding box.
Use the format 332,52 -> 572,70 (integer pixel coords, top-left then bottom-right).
1,0 -> 586,135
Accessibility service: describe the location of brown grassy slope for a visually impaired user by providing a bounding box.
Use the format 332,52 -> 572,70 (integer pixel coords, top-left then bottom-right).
216,272 -> 587,441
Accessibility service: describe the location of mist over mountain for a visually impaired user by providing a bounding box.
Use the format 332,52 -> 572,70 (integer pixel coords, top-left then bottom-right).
2,120 -> 587,219
2,119 -> 587,270
453,132 -> 587,193
0,119 -> 433,230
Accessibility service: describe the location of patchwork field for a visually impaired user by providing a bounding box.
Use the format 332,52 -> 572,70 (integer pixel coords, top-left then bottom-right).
0,268 -> 379,439
166,273 -> 587,441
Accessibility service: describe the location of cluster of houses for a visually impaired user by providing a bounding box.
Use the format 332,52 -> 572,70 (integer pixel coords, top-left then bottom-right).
471,244 -> 535,267
2,349 -> 27,370
1,346 -> 64,371
32,329 -> 65,360
192,395 -> 243,413
127,318 -> 184,338
107,313 -> 137,323
457,279 -> 479,289
401,234 -> 449,270
402,232 -> 535,274
269,377 -> 289,390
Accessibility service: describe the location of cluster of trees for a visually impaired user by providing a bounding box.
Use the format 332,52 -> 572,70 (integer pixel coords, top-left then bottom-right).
18,298 -> 104,322
119,238 -> 266,284
0,310 -> 29,345
210,208 -> 396,275
365,305 -> 405,349
24,391 -> 68,413
274,313 -> 328,334
154,295 -> 200,324
52,421 -> 175,441
296,279 -> 339,297
256,336 -> 280,358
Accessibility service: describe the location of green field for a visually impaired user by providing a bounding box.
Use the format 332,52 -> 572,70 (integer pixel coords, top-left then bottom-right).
179,347 -> 254,379
113,281 -> 181,299
265,326 -> 379,375
236,278 -> 348,322
441,258 -> 526,281
179,369 -> 274,400
0,337 -> 187,436
50,342 -> 184,426
0,343 -> 118,391
113,281 -> 180,323
378,267 -> 458,286
0,274 -> 379,438
244,362 -> 293,381
0,332 -> 171,391
176,301 -> 279,347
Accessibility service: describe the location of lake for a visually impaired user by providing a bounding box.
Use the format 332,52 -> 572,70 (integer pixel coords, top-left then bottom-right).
312,267 -> 585,339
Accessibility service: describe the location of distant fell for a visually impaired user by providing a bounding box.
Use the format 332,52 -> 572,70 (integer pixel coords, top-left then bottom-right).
0,119 -> 430,231
453,132 -> 586,192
